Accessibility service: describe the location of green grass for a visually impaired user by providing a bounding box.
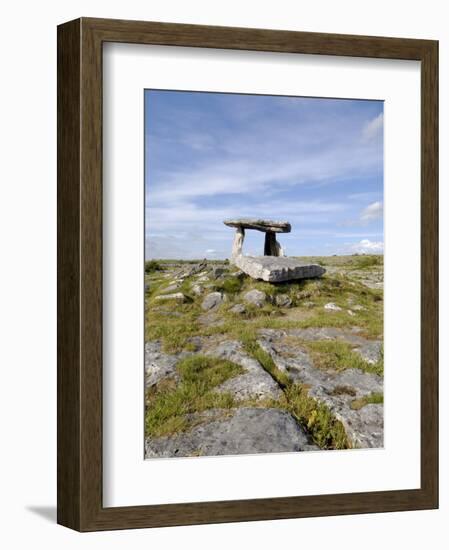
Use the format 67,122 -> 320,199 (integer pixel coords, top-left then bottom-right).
145,355 -> 243,437
352,255 -> 383,270
145,301 -> 201,352
213,277 -> 244,294
303,340 -> 384,376
350,392 -> 384,410
285,384 -> 350,449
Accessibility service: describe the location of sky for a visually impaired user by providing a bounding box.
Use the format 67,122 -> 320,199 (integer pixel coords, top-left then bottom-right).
145,90 -> 383,260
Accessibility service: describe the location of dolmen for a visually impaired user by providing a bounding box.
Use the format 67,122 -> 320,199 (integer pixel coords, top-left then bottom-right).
223,218 -> 326,283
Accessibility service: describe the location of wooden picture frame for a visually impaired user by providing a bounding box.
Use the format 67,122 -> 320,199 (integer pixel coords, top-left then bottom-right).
57,17 -> 438,531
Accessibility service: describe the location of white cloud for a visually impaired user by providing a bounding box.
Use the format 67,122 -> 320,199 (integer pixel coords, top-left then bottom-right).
340,201 -> 383,227
350,239 -> 384,253
362,113 -> 383,141
360,201 -> 383,223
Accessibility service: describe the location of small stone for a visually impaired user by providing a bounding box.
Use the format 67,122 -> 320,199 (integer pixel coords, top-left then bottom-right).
211,266 -> 227,279
160,283 -> 179,294
230,303 -> 246,314
201,292 -> 223,311
191,284 -> 203,296
275,293 -> 292,308
154,292 -> 185,303
347,309 -> 355,316
353,304 -> 365,311
324,302 -> 342,312
243,289 -> 267,307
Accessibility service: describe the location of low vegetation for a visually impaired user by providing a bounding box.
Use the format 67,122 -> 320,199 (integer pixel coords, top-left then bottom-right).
302,340 -> 384,376
145,254 -> 383,450
350,392 -> 384,410
145,355 -> 243,437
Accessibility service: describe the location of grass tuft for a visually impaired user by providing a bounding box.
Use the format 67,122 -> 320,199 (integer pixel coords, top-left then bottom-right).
304,340 -> 384,376
145,355 -> 243,437
350,392 -> 384,410
285,384 -> 350,449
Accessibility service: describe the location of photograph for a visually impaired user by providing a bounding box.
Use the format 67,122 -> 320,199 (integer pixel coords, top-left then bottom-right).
144,89 -> 384,459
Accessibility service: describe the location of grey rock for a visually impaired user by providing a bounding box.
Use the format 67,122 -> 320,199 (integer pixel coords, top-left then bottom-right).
191,284 -> 203,296
257,338 -> 313,383
223,218 -> 291,233
230,303 -> 246,314
257,329 -> 384,448
243,289 -> 267,307
211,266 -> 227,279
259,327 -> 369,345
206,340 -> 282,401
154,292 -> 185,303
352,304 -> 366,311
234,255 -> 325,283
145,408 -> 317,458
201,292 -> 223,311
144,341 -> 183,388
353,341 -> 383,364
324,302 -> 342,311
160,283 -> 180,294
275,293 -> 292,308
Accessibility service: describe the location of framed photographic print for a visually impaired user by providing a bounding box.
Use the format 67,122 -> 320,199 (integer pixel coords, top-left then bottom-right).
57,17 -> 438,531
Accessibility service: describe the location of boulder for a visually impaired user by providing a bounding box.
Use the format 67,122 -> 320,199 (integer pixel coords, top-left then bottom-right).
275,293 -> 292,308
243,289 -> 267,307
201,292 -> 223,311
230,303 -> 246,314
191,284 -> 203,296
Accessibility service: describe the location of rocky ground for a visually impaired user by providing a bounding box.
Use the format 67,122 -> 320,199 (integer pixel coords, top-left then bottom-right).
144,255 -> 384,458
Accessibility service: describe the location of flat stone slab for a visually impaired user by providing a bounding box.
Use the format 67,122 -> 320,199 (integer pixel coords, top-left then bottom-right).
145,407 -> 318,458
206,340 -> 283,401
234,255 -> 325,282
224,218 -> 291,233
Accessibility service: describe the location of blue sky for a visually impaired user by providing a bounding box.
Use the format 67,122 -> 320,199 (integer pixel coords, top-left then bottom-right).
145,90 -> 383,260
